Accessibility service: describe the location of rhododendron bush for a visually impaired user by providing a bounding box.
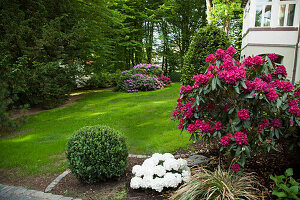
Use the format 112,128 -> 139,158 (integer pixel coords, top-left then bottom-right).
117,64 -> 172,92
172,47 -> 300,169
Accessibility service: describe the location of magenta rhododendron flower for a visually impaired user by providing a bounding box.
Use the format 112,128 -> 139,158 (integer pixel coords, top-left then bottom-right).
252,78 -> 268,92
288,105 -> 300,116
188,124 -> 197,133
262,73 -> 273,83
275,65 -> 287,77
266,88 -> 277,101
214,122 -> 223,130
290,119 -> 294,126
288,99 -> 298,106
223,105 -> 230,112
243,56 -> 252,66
220,135 -> 231,146
258,126 -> 263,133
205,54 -> 215,63
193,73 -> 212,88
172,110 -> 179,117
234,131 -> 248,145
270,119 -> 281,127
252,56 -> 263,66
238,109 -> 250,120
215,49 -> 225,60
225,46 -> 235,56
180,85 -> 193,94
232,163 -> 240,172
268,53 -> 278,62
260,119 -> 269,128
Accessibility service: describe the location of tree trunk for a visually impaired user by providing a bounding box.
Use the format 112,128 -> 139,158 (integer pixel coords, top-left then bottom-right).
206,0 -> 212,24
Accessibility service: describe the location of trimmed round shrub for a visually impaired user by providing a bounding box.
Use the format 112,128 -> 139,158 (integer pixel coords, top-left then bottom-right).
181,25 -> 230,85
66,125 -> 128,184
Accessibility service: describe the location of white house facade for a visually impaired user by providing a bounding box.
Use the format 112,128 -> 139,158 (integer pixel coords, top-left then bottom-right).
241,0 -> 300,83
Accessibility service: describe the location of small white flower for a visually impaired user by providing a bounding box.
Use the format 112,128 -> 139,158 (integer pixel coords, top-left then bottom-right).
130,177 -> 143,189
162,153 -> 174,161
141,175 -> 153,188
150,177 -> 164,192
163,158 -> 180,171
182,169 -> 191,182
132,165 -> 143,177
152,153 -> 164,161
143,166 -> 154,177
142,157 -> 159,167
153,165 -> 166,177
177,158 -> 188,169
163,173 -> 179,188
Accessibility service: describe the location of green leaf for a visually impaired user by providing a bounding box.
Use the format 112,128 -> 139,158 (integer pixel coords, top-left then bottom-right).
244,146 -> 251,157
228,108 -> 235,114
272,191 -> 287,198
212,77 -> 217,91
241,80 -> 247,89
234,85 -> 240,94
235,146 -> 242,157
289,177 -> 299,186
289,185 -> 299,194
285,168 -> 293,177
276,99 -> 282,108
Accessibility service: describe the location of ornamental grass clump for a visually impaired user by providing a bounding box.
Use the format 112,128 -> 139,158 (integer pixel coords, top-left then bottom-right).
170,166 -> 263,200
118,63 -> 172,92
130,153 -> 191,192
66,125 -> 128,184
172,47 -> 300,170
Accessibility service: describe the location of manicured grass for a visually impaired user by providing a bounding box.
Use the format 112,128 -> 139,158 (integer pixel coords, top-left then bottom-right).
0,83 -> 191,175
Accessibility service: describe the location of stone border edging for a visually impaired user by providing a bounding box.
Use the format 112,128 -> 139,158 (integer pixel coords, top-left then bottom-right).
0,184 -> 81,200
45,170 -> 70,193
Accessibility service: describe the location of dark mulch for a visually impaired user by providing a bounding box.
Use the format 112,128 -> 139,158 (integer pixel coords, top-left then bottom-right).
51,157 -> 171,200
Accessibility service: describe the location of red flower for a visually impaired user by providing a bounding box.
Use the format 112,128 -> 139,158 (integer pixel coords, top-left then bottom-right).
238,109 -> 250,120
232,163 -> 240,172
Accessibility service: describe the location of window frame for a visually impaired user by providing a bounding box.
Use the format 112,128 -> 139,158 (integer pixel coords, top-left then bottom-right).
278,0 -> 296,26
255,0 -> 273,27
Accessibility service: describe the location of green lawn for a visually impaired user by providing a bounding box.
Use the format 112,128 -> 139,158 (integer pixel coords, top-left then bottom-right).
0,83 -> 191,175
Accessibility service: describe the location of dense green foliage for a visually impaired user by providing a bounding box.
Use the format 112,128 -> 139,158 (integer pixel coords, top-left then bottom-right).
181,25 -> 230,85
66,125 -> 128,183
0,84 -> 191,175
270,168 -> 300,199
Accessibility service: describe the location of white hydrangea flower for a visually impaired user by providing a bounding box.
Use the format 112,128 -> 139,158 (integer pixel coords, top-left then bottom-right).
163,158 -> 180,171
153,165 -> 166,177
132,165 -> 143,177
152,153 -> 164,161
130,153 -> 191,192
141,175 -> 153,188
177,158 -> 188,169
142,157 -> 159,167
182,169 -> 191,182
130,177 -> 143,189
150,177 -> 165,192
143,166 -> 154,177
162,153 -> 174,161
163,173 -> 180,188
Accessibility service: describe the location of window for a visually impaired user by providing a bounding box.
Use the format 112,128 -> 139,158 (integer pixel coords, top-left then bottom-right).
279,0 -> 296,26
255,0 -> 272,27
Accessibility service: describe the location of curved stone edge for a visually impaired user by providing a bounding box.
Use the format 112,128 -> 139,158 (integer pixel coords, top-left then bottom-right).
0,184 -> 81,200
45,170 -> 70,193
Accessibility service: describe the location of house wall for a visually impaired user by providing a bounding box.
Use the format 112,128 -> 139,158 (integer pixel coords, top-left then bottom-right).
241,0 -> 300,83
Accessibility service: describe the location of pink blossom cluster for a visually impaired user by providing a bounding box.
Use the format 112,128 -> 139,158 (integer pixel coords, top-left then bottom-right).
266,88 -> 278,101
260,119 -> 269,128
288,98 -> 300,116
275,65 -> 287,77
195,120 -> 213,134
180,85 -> 193,94
262,73 -> 273,83
238,109 -> 250,120
268,54 -> 278,62
225,46 -> 236,56
193,73 -> 212,88
205,54 -> 215,63
270,119 -> 281,127
220,133 -> 232,146
215,49 -> 225,60
272,80 -> 293,92
252,78 -> 268,92
218,66 -> 246,85
234,131 -> 248,145
243,56 -> 264,67
214,122 -> 223,130
231,163 -> 240,172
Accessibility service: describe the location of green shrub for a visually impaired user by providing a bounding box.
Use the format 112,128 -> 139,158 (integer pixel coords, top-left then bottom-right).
85,70 -> 121,89
181,25 -> 230,85
270,168 -> 300,199
0,81 -> 17,132
66,125 -> 128,184
170,166 -> 262,200
168,71 -> 181,83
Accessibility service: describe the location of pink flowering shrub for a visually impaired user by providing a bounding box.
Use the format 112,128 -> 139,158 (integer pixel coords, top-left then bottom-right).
118,64 -> 171,92
172,47 -> 300,169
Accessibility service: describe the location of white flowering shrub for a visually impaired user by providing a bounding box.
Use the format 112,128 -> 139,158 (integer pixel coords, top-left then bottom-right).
130,153 -> 191,192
